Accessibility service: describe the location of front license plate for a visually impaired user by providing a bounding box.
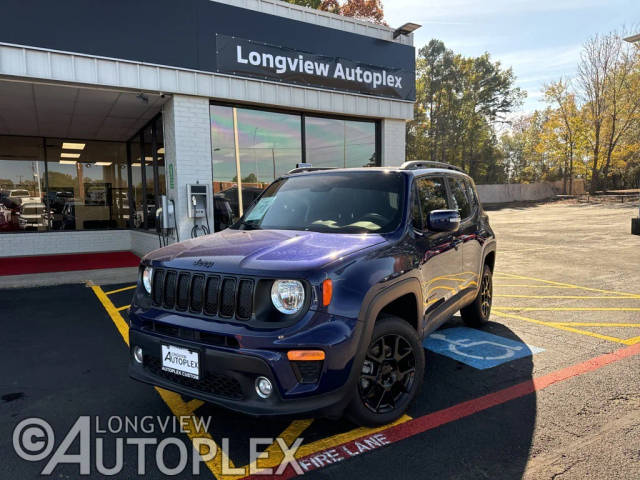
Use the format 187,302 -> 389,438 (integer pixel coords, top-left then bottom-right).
161,345 -> 200,380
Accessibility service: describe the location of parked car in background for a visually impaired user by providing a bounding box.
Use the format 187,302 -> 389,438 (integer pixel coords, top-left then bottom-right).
18,199 -> 48,231
0,204 -> 11,230
1,189 -> 32,211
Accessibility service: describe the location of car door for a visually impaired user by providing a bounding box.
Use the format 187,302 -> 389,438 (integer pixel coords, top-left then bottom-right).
447,175 -> 482,296
412,176 -> 462,331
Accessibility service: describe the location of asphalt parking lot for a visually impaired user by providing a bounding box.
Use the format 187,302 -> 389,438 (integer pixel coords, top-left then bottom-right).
1,200 -> 639,479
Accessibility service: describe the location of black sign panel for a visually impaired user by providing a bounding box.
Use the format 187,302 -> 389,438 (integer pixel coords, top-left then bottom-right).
216,35 -> 414,101
1,0 -> 415,101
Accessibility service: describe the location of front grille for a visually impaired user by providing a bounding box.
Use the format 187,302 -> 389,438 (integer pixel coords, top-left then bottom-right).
143,321 -> 239,348
144,355 -> 244,400
152,269 -> 254,321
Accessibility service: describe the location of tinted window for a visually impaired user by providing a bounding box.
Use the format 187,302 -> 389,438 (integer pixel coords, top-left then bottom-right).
235,172 -> 404,234
415,177 -> 448,228
464,178 -> 479,209
449,177 -> 472,219
411,184 -> 423,230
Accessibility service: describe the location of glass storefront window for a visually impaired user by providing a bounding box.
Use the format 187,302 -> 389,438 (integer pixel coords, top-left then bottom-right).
45,139 -> 128,230
0,114 -> 164,234
210,105 -> 302,228
305,117 -> 377,168
210,104 -> 379,232
0,136 -> 46,232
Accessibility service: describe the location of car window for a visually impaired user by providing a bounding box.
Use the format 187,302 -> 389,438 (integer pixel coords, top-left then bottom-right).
449,177 -> 472,219
236,172 -> 405,234
411,184 -> 423,230
415,177 -> 448,228
464,178 -> 479,209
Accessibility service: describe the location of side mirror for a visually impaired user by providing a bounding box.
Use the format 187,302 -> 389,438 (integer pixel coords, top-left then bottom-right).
428,209 -> 461,233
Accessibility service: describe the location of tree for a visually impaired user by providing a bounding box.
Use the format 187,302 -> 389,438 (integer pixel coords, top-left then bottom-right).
407,40 -> 524,183
542,80 -> 586,193
577,31 -> 640,193
282,0 -> 386,24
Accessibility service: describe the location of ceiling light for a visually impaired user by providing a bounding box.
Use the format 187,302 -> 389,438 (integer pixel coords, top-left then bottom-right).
62,142 -> 86,150
94,162 -> 112,166
59,160 -> 77,165
145,156 -> 153,162
61,152 -> 81,158
131,162 -> 141,167
157,147 -> 165,154
393,22 -> 421,39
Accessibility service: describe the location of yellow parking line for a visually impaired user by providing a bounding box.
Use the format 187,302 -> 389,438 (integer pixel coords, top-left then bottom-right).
116,304 -> 130,312
91,285 -> 129,346
104,285 -> 137,295
91,283 -> 232,479
495,273 -> 640,298
92,283 -> 378,479
491,310 -> 629,345
494,295 -> 636,300
494,285 -> 582,289
494,307 -> 640,312
623,336 -> 640,345
547,322 -> 640,327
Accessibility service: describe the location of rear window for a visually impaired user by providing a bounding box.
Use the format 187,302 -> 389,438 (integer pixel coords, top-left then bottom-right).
10,190 -> 30,197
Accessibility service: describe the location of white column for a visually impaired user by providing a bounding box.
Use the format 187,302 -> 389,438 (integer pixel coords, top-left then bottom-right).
380,119 -> 407,167
162,95 -> 214,243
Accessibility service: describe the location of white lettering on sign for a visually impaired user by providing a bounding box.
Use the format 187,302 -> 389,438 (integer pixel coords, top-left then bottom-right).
235,45 -> 402,91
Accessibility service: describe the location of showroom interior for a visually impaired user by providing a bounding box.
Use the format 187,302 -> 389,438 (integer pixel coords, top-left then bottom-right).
0,0 -> 415,258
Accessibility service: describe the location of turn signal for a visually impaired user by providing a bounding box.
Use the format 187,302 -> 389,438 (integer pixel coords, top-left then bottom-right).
322,279 -> 332,307
287,350 -> 325,361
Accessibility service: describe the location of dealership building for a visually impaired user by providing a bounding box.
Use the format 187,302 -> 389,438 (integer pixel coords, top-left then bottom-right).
0,0 -> 415,259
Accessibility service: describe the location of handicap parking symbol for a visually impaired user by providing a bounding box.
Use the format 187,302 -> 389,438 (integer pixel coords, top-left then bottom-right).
424,327 -> 544,369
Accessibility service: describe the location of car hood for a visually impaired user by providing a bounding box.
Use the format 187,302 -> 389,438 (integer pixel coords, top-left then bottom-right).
144,228 -> 387,274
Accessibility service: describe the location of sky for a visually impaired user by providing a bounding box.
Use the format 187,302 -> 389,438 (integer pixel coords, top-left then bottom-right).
383,0 -> 640,113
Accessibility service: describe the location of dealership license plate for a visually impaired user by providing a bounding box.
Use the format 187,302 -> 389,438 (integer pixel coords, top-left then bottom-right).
161,345 -> 200,380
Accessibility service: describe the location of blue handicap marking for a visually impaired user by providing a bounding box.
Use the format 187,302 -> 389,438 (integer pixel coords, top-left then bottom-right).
423,327 -> 544,369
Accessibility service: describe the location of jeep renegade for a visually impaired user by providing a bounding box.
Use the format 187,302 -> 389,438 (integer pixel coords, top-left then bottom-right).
128,161 -> 496,426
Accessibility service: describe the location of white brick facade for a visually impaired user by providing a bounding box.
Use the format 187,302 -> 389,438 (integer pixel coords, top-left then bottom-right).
162,95 -> 215,242
381,119 -> 407,167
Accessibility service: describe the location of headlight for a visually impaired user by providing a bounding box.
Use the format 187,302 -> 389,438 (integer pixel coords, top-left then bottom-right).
142,266 -> 153,294
271,280 -> 305,315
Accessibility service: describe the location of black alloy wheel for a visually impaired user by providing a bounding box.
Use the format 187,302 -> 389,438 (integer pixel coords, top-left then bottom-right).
480,269 -> 493,318
359,333 -> 417,414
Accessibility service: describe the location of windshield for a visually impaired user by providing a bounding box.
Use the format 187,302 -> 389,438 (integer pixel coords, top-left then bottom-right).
10,190 -> 30,197
234,171 -> 405,234
22,205 -> 44,215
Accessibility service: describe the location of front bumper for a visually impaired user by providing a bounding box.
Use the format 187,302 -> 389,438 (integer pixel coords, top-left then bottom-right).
128,312 -> 365,416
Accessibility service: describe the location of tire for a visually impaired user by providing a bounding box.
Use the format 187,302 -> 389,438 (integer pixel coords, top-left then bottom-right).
461,264 -> 493,327
346,315 -> 425,427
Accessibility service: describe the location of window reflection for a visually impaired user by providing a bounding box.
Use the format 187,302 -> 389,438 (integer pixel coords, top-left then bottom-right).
0,136 -> 46,232
306,118 -> 377,168
210,106 -> 302,229
210,105 -> 379,232
45,139 -> 128,230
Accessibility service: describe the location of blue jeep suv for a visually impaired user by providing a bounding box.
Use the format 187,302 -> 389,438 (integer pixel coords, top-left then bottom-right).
128,161 -> 496,426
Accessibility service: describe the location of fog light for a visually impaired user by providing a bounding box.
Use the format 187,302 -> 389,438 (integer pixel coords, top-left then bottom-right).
255,376 -> 273,398
133,346 -> 143,364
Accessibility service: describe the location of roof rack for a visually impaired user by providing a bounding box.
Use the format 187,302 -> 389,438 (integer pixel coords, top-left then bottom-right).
287,167 -> 338,174
399,161 -> 464,173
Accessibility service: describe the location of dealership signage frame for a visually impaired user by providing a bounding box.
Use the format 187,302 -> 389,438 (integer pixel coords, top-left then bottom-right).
216,35 -> 414,101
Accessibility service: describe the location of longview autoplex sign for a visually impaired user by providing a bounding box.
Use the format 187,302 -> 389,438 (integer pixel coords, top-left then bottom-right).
216,35 -> 414,101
